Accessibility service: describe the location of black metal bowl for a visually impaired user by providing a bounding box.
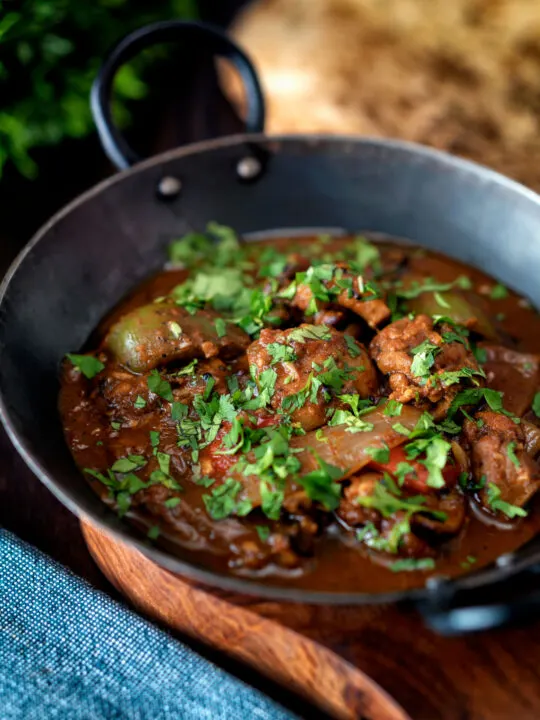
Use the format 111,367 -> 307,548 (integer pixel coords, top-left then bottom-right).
2,21 -> 540,631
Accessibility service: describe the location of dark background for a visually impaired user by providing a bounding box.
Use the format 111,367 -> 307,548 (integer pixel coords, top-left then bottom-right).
0,2 -> 327,717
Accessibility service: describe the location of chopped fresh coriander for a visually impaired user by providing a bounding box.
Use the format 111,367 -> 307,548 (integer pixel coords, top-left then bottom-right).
532,392 -> 540,419
111,421 -> 121,431
171,402 -> 188,422
203,478 -> 251,520
96,441 -> 103,447
329,408 -> 374,433
259,480 -> 285,520
455,275 -> 473,290
194,475 -> 215,488
486,483 -> 527,518
315,428 -> 329,443
392,423 -> 411,437
344,334 -> 361,358
147,525 -> 160,540
298,456 -> 343,510
397,279 -> 454,300
473,346 -> 488,364
356,479 -> 445,521
176,359 -> 199,376
256,525 -> 271,542
437,366 -> 485,388
214,317 -> 227,338
384,399 -> 403,417
66,353 -> 105,379
147,369 -> 174,402
365,443 -> 390,464
390,558 -> 435,572
164,497 -> 181,509
134,395 -> 147,409
111,455 -> 146,473
156,451 -> 171,476
169,321 -> 182,339
490,284 -> 508,300
288,325 -> 331,343
506,441 -> 520,468
150,430 -> 160,449
434,291 -> 451,309
267,342 -> 297,365
410,340 -> 440,378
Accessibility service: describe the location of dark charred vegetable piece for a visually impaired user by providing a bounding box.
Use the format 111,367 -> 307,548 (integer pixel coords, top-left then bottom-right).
407,291 -> 498,340
105,302 -> 250,372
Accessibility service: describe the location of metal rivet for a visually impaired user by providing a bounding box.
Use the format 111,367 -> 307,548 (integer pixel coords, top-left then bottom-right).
496,553 -> 514,568
236,156 -> 262,181
157,176 -> 182,198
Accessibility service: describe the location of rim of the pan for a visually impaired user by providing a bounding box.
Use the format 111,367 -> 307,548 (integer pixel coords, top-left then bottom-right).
2,132 -> 540,605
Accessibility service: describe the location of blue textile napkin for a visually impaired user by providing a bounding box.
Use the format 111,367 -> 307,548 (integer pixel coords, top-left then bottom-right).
0,529 -> 296,720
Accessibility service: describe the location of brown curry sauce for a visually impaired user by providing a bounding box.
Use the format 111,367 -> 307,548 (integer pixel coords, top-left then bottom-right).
59,232 -> 540,593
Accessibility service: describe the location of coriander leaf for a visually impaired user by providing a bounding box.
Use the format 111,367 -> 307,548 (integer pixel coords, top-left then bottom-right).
214,317 -> 227,338
111,455 -> 146,473
365,444 -> 390,464
256,525 -> 271,542
390,558 -> 435,572
288,325 -> 331,343
267,342 -> 297,365
532,392 -> 540,419
147,525 -> 160,540
506,441 -> 520,468
176,359 -> 198,376
150,430 -> 160,449
344,334 -> 361,358
134,395 -> 147,409
473,346 -> 488,364
490,283 -> 508,300
156,451 -> 171,476
164,497 -> 181,509
203,478 -> 244,520
171,402 -> 188,422
147,369 -> 173,402
410,340 -> 440,378
384,399 -> 403,417
66,353 -> 104,379
486,483 -> 527,518
260,480 -> 284,520
298,456 -> 342,510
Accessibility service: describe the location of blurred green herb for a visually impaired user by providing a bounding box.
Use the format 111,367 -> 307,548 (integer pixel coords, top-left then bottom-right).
0,0 -> 198,178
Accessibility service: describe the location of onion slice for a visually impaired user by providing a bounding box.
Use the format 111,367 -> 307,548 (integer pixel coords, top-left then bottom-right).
236,405 -> 422,506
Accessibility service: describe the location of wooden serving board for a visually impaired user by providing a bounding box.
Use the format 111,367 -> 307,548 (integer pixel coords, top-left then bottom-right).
82,521 -> 540,720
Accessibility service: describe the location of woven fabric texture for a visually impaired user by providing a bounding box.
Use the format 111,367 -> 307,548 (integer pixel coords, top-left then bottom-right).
0,529 -> 295,720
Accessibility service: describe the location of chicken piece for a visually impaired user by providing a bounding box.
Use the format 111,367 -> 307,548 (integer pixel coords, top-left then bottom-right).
462,411 -> 540,512
369,314 -> 482,413
247,324 -> 378,431
105,301 -> 250,372
480,344 -> 540,417
291,262 -> 391,328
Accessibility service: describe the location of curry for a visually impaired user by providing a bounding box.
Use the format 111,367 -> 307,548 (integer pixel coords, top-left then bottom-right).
59,227 -> 540,592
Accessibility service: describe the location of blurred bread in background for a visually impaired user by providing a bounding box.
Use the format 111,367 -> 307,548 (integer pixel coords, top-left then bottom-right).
225,0 -> 540,189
